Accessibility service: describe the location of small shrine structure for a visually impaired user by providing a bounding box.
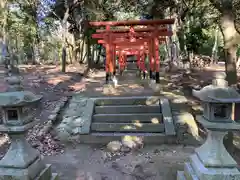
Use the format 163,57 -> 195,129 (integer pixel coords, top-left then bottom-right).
177,72 -> 240,179
89,19 -> 174,84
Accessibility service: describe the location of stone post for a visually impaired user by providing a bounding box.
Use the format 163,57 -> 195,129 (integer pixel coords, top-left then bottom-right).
177,72 -> 240,180
0,77 -> 59,179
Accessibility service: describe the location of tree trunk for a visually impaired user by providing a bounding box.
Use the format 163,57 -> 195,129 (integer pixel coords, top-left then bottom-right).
32,0 -> 41,65
219,11 -> 240,151
61,47 -> 66,72
72,37 -> 76,63
79,38 -> 85,63
96,45 -> 102,64
224,46 -> 238,84
61,1 -> 69,72
219,12 -> 239,85
212,27 -> 219,64
68,47 -> 72,64
32,43 -> 41,65
86,35 -> 92,68
1,0 -> 9,65
176,29 -> 187,56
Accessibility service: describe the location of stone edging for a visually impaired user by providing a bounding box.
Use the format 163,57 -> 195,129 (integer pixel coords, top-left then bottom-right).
173,112 -> 203,145
55,95 -> 95,141
38,96 -> 69,137
48,96 -> 69,123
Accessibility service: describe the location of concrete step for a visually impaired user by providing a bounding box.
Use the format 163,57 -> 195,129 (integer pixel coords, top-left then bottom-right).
35,164 -> 52,180
183,162 -> 199,180
77,133 -> 176,144
126,62 -> 138,70
177,171 -> 186,180
51,174 -> 59,180
91,122 -> 165,132
92,113 -> 163,123
94,96 -> 160,106
94,105 -> 161,114
126,59 -> 137,63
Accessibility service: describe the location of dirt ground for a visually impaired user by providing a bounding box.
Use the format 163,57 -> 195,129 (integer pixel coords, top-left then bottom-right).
45,144 -> 195,180
0,63 -> 240,179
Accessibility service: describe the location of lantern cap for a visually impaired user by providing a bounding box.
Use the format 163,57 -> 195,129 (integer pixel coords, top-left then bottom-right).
192,71 -> 240,103
192,85 -> 240,103
0,91 -> 42,107
214,71 -> 226,80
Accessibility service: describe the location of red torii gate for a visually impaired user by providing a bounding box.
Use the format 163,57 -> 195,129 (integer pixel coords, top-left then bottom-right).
100,41 -> 148,76
99,38 -> 166,77
89,19 -> 174,84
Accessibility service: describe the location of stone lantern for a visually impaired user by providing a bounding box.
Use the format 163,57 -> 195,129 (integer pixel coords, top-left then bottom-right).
193,72 -> 240,123
0,91 -> 58,179
177,72 -> 240,180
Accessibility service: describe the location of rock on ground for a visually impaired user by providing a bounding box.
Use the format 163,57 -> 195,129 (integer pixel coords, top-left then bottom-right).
107,141 -> 122,152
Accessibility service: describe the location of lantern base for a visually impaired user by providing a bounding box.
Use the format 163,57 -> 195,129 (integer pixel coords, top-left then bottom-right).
0,134 -> 59,179
0,160 -> 58,180
177,154 -> 240,180
35,164 -> 59,180
177,117 -> 240,180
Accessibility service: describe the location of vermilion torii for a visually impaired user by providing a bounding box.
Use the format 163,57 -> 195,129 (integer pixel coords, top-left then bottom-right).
99,38 -> 166,78
89,18 -> 174,84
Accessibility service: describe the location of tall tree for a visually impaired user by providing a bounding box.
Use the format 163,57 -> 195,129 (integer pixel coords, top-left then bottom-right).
0,0 -> 10,65
210,0 -> 240,85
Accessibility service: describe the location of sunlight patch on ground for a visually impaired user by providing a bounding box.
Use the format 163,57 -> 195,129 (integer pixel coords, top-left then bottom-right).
94,87 -> 104,92
69,82 -> 86,91
85,78 -> 103,83
176,113 -> 200,140
46,75 -> 72,85
161,91 -> 186,100
102,83 -> 146,95
123,125 -> 136,130
234,135 -> 240,147
0,134 -> 9,147
146,97 -> 159,105
133,121 -> 143,127
151,118 -> 160,124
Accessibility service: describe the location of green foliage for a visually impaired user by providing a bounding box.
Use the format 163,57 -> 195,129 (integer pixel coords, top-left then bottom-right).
2,0 -> 238,66
1,0 -> 62,64
185,26 -> 208,53
159,44 -> 167,61
237,45 -> 240,57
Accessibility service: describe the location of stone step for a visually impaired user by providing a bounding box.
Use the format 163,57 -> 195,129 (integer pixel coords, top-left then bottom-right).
51,173 -> 59,180
126,59 -> 137,62
160,98 -> 176,136
77,133 -> 176,144
92,113 -> 163,123
35,164 -> 53,180
126,63 -> 138,70
94,96 -> 160,106
183,162 -> 199,180
91,122 -> 165,132
177,171 -> 186,180
94,105 -> 161,114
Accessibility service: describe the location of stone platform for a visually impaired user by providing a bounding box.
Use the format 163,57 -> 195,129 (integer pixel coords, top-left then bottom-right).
55,95 -> 200,144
